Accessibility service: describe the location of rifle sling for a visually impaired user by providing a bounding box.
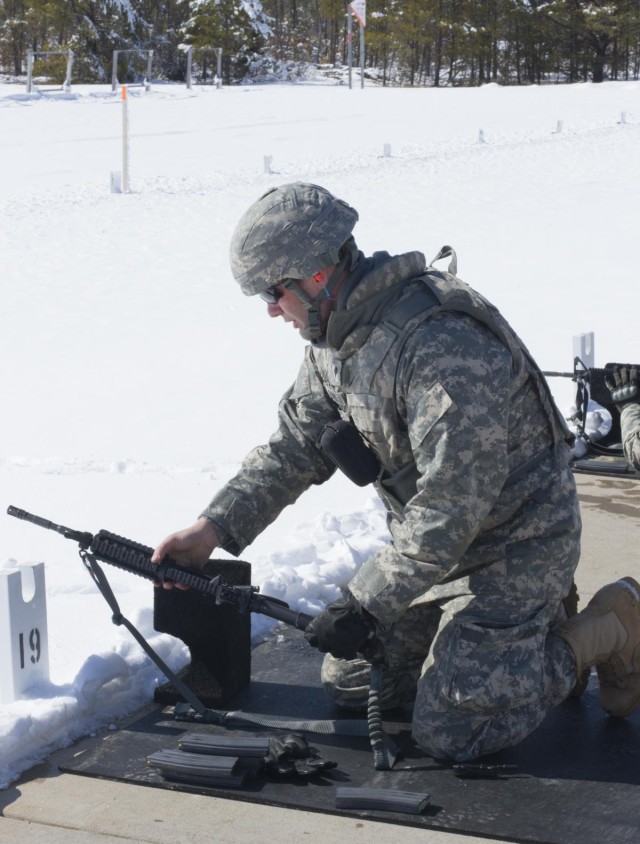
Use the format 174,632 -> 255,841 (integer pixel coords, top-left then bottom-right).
80,549 -> 210,718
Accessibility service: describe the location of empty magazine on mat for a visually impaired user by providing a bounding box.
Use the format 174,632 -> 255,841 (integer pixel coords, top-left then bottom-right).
146,748 -> 263,787
336,786 -> 430,814
177,733 -> 271,757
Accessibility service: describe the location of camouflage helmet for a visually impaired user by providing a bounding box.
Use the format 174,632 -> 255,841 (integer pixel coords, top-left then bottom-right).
230,182 -> 359,296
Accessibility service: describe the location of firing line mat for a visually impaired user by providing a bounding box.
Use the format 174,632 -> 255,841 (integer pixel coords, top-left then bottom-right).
59,627 -> 640,844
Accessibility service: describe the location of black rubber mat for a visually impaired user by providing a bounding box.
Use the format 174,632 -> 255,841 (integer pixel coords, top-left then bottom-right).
59,626 -> 640,843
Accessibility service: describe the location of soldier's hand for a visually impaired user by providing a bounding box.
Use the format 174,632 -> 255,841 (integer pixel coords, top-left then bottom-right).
304,593 -> 382,661
151,517 -> 220,590
605,365 -> 640,408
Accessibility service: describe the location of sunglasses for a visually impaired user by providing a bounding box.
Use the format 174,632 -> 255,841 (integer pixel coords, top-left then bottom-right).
259,284 -> 286,304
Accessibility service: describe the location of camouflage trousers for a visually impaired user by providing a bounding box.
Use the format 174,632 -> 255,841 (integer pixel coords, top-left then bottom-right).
321,541 -> 580,761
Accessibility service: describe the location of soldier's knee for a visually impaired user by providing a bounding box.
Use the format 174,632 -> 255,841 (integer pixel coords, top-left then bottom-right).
412,713 -> 483,761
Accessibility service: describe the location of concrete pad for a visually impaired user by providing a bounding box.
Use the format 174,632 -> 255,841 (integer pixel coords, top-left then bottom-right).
0,816 -> 136,843
0,765 -> 515,844
574,474 -> 640,602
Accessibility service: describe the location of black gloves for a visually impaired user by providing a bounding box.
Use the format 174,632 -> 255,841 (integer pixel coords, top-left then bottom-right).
606,365 -> 639,408
304,593 -> 382,661
265,733 -> 337,777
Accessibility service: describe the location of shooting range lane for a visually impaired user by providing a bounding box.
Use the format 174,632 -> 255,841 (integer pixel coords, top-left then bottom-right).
58,625 -> 640,844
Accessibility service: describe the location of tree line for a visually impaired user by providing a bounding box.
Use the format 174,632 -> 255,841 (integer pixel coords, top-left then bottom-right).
1,0 -> 639,85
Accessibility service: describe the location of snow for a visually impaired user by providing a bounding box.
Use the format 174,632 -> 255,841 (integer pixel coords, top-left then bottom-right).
1,77 -> 638,787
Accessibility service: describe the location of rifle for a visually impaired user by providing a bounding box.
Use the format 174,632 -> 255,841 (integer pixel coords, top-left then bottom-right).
543,358 -> 640,455
6,505 -> 313,631
543,358 -> 639,409
7,505 -> 396,770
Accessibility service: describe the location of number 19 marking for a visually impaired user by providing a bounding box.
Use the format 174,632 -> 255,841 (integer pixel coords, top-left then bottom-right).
18,628 -> 41,668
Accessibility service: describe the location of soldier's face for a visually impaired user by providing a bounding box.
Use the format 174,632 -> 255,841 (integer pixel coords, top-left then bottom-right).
266,275 -> 332,337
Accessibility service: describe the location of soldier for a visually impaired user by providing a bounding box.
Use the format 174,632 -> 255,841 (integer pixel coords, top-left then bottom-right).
606,365 -> 640,469
153,182 -> 640,761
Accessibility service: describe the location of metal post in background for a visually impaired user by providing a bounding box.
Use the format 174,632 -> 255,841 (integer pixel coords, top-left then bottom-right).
26,50 -> 34,94
359,20 -> 365,88
63,50 -> 74,92
216,47 -> 223,89
349,1 -> 366,89
145,50 -> 154,91
122,85 -> 130,193
112,50 -> 119,92
347,9 -> 353,90
186,47 -> 193,89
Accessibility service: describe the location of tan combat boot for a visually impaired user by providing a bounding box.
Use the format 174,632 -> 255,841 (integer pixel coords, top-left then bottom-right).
557,577 -> 640,717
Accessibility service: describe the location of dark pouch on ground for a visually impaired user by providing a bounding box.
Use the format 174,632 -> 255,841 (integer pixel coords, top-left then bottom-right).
319,419 -> 380,487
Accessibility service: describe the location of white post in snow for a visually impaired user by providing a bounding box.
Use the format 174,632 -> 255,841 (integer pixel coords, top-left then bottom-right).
122,86 -> 130,193
264,155 -> 273,174
573,332 -> 595,371
619,111 -> 627,125
383,143 -> 392,157
0,563 -> 50,704
478,129 -> 485,144
554,119 -> 563,134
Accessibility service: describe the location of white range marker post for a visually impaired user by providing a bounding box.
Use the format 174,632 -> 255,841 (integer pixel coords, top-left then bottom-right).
0,562 -> 50,704
122,85 -> 130,193
573,332 -> 595,370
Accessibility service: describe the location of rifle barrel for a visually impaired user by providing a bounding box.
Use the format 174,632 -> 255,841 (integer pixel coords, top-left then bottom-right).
8,505 -> 61,531
541,371 -> 575,378
7,505 -> 93,545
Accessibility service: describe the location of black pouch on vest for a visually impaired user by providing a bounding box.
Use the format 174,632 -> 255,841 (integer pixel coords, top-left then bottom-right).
319,420 -> 380,487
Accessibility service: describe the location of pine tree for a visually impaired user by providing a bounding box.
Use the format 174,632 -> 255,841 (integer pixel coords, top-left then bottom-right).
181,1 -> 270,83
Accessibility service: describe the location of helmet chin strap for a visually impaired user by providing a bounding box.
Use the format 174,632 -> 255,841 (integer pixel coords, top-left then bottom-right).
282,257 -> 349,342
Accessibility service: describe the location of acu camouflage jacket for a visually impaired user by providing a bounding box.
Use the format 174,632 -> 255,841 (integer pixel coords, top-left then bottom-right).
202,251 -> 578,626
